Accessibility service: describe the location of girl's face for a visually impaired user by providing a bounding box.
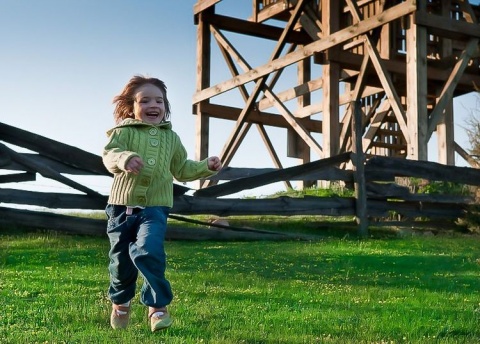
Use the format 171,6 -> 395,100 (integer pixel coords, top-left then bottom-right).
133,83 -> 166,125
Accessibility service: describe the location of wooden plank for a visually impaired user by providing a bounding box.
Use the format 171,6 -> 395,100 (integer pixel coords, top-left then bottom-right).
366,199 -> 466,219
194,152 -> 352,197
192,0 -> 417,104
216,0 -> 310,165
427,38 -> 480,138
366,181 -> 474,203
213,28 -> 313,163
207,13 -> 311,44
406,6 -> 428,160
0,206 -> 293,241
454,141 -> 480,168
0,122 -> 108,175
414,11 -> 480,40
0,188 -> 108,210
263,88 -> 324,156
0,185 -> 190,211
173,195 -> 356,216
0,143 -> 102,196
2,153 -> 110,175
209,165 -> 352,182
351,100 -> 368,237
0,172 -> 35,184
346,0 -> 408,141
366,155 -> 480,186
193,0 -> 222,16
327,50 -> 480,92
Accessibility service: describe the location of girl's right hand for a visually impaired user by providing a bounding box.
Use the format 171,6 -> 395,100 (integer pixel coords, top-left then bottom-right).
126,156 -> 144,174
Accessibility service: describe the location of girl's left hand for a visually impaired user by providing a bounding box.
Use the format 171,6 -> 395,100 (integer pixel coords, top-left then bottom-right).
207,156 -> 222,171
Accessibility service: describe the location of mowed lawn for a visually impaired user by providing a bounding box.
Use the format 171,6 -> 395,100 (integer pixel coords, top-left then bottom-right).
0,225 -> 479,344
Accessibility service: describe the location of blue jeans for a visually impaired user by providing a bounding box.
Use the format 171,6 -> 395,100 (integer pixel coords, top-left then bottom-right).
105,204 -> 173,308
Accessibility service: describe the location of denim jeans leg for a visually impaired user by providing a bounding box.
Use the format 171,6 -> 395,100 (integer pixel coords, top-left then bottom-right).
129,206 -> 173,308
106,204 -> 138,304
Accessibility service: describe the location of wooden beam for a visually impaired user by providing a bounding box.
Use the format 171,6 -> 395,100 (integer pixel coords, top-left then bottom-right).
366,155 -> 480,186
194,152 -> 352,198
206,13 -> 311,44
0,172 -> 35,184
454,141 -> 480,168
427,38 -> 480,139
0,143 -> 102,196
263,87 -> 324,157
346,0 -> 408,142
326,50 -> 480,92
216,0 -> 310,165
193,0 -> 221,16
197,100 -> 323,132
406,6 -> 428,160
195,8 -> 212,163
351,101 -> 368,237
257,124 -> 293,190
192,0 -> 417,104
414,12 -> 480,40
0,122 -> 108,175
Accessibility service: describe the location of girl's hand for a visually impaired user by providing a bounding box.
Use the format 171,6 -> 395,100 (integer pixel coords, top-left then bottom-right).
126,156 -> 144,174
207,156 -> 222,171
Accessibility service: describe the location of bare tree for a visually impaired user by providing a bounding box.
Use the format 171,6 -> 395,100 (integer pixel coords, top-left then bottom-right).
464,92 -> 480,160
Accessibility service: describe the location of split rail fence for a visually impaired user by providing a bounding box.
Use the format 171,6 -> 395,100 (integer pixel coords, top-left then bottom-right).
1,122 -> 479,240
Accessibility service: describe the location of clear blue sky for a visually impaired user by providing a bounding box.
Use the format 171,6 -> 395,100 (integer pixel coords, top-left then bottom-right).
1,1 -> 479,199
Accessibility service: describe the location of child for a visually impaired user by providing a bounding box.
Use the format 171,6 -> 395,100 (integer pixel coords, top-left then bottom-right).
102,75 -> 222,332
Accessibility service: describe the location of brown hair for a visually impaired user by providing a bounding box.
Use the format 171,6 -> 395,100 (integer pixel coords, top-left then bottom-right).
112,75 -> 171,124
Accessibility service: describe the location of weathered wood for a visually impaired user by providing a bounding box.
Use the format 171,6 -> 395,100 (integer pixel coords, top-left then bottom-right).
0,188 -> 108,210
193,0 -> 480,200
351,100 -> 368,237
414,11 -> 480,40
3,153 -> 108,175
0,143 -> 102,197
208,166 -> 353,182
0,122 -> 108,175
0,206 -> 299,241
0,172 -> 35,184
192,0 -> 417,103
367,199 -> 466,219
195,152 -> 352,197
205,13 -> 311,44
197,102 -> 323,132
366,156 -> 480,186
172,195 -> 356,216
366,182 -> 474,203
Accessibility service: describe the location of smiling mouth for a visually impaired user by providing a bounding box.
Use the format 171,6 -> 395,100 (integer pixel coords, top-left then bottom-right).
146,112 -> 160,118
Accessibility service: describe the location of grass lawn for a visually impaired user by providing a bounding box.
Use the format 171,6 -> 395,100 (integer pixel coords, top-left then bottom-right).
0,222 -> 479,343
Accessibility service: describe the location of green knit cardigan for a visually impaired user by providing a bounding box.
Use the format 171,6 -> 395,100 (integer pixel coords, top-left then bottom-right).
103,119 -> 216,207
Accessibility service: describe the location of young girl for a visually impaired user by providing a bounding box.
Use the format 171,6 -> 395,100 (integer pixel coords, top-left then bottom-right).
102,75 -> 222,332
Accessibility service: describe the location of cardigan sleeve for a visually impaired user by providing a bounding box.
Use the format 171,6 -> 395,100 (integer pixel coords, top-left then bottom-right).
102,128 -> 140,174
169,133 -> 217,182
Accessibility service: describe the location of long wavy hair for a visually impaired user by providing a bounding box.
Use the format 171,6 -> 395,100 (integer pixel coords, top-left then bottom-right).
112,75 -> 171,124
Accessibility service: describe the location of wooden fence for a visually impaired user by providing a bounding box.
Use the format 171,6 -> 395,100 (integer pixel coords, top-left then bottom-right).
1,121 -> 479,239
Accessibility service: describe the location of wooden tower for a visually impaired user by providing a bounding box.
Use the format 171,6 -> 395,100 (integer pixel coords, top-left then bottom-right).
192,0 -> 480,188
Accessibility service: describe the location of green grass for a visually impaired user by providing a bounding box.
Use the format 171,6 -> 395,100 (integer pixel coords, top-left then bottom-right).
0,225 -> 479,344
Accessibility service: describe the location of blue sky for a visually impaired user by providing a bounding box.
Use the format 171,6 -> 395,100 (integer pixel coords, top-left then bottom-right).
1,1 -> 479,200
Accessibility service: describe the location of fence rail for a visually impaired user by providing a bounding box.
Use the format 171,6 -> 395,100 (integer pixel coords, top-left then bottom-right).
1,121 -> 479,239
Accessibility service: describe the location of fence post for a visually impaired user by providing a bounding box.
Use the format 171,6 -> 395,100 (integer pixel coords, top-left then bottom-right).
351,100 -> 369,237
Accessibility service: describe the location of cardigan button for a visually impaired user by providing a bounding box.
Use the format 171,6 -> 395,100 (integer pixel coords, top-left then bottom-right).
147,158 -> 156,166
150,138 -> 159,146
149,128 -> 158,135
